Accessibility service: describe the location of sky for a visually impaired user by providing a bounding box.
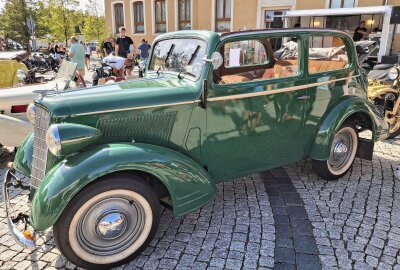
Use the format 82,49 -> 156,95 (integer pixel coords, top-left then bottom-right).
0,0 -> 104,13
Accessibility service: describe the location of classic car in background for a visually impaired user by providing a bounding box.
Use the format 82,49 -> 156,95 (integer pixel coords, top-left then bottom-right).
5,29 -> 389,269
0,50 -> 29,88
0,61 -> 77,147
368,64 -> 400,139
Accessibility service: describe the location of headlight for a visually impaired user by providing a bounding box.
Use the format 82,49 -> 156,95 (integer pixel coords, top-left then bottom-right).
26,103 -> 36,124
388,67 -> 399,80
46,125 -> 61,156
16,69 -> 26,81
45,124 -> 102,157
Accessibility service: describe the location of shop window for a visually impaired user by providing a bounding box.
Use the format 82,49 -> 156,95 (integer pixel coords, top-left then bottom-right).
308,35 -> 349,74
114,3 -> 125,33
215,37 -> 299,85
178,0 -> 191,30
215,0 -> 231,32
330,0 -> 355,8
133,1 -> 145,33
155,0 -> 167,33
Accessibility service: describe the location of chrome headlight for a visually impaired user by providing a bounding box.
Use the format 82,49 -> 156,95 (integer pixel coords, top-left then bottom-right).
26,103 -> 36,124
388,67 -> 399,80
46,125 -> 61,156
16,69 -> 26,81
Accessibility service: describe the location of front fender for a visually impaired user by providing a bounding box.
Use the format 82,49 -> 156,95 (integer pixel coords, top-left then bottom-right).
310,96 -> 388,161
30,143 -> 217,231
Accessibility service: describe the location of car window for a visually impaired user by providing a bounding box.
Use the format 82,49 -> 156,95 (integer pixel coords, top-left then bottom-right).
308,35 -> 349,74
215,36 -> 299,85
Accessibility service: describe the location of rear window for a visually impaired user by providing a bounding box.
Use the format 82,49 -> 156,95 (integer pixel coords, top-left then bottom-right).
308,35 -> 349,74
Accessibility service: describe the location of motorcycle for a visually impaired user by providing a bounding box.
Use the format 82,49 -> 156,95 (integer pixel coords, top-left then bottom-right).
368,65 -> 400,139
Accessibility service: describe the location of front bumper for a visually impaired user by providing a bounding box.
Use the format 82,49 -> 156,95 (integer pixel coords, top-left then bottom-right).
3,168 -> 36,249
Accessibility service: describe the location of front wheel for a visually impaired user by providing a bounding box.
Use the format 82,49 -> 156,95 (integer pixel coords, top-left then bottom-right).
312,123 -> 358,180
53,174 -> 160,270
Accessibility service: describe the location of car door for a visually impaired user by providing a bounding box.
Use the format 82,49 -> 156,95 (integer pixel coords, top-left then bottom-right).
202,34 -> 309,182
304,33 -> 357,152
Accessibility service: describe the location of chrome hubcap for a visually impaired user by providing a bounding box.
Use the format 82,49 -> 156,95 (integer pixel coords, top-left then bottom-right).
76,196 -> 146,256
96,211 -> 128,240
328,128 -> 355,173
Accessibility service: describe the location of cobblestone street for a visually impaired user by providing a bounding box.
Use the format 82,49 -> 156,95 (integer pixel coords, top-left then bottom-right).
0,138 -> 399,270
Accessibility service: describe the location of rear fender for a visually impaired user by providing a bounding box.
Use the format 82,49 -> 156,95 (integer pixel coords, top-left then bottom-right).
309,96 -> 388,161
30,143 -> 217,231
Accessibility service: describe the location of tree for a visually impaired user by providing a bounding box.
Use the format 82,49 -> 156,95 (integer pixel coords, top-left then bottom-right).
0,0 -> 43,51
83,0 -> 106,42
46,0 -> 80,45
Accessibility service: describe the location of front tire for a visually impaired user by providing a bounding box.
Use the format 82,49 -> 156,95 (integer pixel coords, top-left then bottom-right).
53,174 -> 160,270
312,123 -> 358,180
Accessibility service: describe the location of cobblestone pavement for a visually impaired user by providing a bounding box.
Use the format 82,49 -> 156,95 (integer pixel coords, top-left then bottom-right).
0,138 -> 399,269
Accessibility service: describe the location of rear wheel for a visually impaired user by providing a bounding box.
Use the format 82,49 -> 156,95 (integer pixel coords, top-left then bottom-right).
53,174 -> 160,270
312,123 -> 358,180
387,108 -> 400,139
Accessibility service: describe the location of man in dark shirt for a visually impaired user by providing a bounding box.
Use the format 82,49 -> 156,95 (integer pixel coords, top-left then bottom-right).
115,27 -> 134,75
103,36 -> 114,56
353,21 -> 369,42
139,39 -> 151,60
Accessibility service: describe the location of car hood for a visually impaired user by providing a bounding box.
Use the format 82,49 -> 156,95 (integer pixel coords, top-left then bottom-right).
36,75 -> 199,118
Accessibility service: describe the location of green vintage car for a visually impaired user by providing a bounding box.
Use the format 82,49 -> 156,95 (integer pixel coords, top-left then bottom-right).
4,29 -> 389,269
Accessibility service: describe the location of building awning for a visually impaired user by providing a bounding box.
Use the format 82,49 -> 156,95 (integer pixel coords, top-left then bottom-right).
283,5 -> 392,17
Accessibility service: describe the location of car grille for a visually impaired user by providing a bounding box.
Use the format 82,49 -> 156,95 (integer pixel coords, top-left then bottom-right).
31,106 -> 51,188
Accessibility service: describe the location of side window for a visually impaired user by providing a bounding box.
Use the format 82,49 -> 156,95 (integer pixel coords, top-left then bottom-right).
308,35 -> 349,74
216,36 -> 299,85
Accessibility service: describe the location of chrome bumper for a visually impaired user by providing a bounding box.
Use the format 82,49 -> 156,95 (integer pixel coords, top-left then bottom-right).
3,169 -> 36,249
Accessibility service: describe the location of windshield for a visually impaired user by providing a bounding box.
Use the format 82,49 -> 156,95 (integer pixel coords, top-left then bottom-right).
148,38 -> 207,80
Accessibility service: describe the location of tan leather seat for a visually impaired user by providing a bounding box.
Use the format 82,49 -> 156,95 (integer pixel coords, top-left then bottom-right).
220,75 -> 250,84
309,60 -> 346,73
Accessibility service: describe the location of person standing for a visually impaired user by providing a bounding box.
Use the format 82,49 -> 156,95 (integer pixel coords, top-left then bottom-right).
115,27 -> 134,75
353,21 -> 370,42
82,41 -> 91,70
69,36 -> 86,82
139,39 -> 151,61
103,36 -> 114,57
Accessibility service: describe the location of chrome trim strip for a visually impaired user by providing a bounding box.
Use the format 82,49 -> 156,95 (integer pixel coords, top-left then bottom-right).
72,75 -> 358,116
208,75 -> 358,102
72,100 -> 200,116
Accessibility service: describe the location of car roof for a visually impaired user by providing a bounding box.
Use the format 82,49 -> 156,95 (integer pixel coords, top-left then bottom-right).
220,28 -> 352,40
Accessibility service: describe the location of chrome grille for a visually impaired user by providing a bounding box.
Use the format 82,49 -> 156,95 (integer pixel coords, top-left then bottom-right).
31,106 -> 51,187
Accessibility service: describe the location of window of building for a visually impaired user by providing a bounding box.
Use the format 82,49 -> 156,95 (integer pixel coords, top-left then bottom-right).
330,0 -> 355,8
265,11 -> 284,29
215,0 -> 231,32
114,3 -> 125,33
133,1 -> 145,33
178,0 -> 191,30
308,35 -> 349,74
154,0 -> 167,33
215,37 -> 299,85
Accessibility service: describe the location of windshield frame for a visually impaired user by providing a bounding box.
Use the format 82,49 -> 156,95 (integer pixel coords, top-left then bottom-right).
147,36 -> 208,82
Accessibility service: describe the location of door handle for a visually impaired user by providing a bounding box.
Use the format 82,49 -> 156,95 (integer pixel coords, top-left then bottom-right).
297,95 -> 310,100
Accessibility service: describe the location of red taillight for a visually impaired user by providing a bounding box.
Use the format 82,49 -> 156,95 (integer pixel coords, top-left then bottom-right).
11,105 -> 28,113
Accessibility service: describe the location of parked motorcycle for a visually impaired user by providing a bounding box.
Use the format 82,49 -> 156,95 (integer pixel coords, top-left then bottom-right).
368,65 -> 400,139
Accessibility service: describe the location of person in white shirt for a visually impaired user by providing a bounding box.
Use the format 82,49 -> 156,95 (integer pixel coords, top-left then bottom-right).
103,54 -> 132,77
81,41 -> 92,70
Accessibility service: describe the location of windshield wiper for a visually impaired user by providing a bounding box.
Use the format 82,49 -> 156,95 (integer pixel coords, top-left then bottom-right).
187,45 -> 201,65
165,44 -> 175,65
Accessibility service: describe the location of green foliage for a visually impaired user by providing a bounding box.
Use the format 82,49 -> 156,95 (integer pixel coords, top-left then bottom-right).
0,0 -> 46,50
83,0 -> 106,42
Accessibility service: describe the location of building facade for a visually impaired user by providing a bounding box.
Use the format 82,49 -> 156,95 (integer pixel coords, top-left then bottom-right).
105,0 -> 400,50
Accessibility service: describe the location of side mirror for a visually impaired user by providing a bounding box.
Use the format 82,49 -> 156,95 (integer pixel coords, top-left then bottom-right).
204,52 -> 223,70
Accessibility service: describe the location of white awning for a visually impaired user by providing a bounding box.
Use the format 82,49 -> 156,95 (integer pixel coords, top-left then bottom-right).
283,5 -> 392,17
